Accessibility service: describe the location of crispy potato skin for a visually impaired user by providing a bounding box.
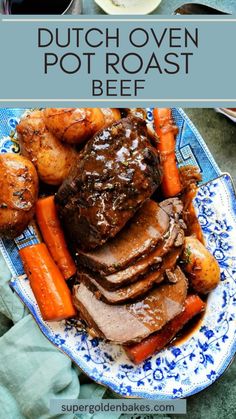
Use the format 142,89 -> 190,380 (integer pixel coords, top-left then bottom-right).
43,108 -> 121,145
182,236 -> 220,294
16,110 -> 78,185
0,153 -> 38,239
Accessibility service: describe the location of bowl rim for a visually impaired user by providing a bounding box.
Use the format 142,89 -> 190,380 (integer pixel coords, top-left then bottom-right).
94,0 -> 162,15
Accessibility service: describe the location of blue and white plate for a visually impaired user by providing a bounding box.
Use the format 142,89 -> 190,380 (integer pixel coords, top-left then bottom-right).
0,108 -> 236,399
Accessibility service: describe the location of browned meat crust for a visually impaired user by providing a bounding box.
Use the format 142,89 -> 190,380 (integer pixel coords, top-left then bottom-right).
56,117 -> 162,250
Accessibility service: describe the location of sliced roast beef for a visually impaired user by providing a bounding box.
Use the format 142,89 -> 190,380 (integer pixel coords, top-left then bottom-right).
73,267 -> 188,344
77,200 -> 169,275
160,197 -> 186,232
159,197 -> 183,218
97,220 -> 184,290
80,248 -> 182,304
81,270 -> 164,305
56,116 -> 162,250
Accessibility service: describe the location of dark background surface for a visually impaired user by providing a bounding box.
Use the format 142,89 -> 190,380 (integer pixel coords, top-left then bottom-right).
184,109 -> 236,185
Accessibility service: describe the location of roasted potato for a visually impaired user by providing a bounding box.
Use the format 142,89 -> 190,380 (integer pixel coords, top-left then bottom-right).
16,110 -> 79,185
43,108 -> 121,145
182,236 -> 220,294
0,153 -> 38,239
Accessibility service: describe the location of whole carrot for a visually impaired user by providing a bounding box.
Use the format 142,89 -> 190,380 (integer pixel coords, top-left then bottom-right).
19,243 -> 76,322
124,294 -> 205,364
36,196 -> 76,280
153,108 -> 182,198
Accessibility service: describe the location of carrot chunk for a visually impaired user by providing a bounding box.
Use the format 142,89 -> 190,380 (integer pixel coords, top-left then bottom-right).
36,196 -> 76,280
153,108 -> 182,198
19,243 -> 76,321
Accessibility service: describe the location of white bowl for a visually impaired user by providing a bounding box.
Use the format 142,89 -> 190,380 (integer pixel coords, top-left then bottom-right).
216,108 -> 236,123
94,0 -> 162,14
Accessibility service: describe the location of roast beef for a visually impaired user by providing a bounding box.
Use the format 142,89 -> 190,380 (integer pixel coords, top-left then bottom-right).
160,197 -> 184,218
95,219 -> 184,290
56,116 -> 162,250
77,199 -> 169,275
79,248 -> 182,304
73,267 -> 188,344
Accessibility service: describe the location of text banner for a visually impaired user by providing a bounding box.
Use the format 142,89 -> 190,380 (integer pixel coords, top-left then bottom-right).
50,399 -> 187,415
0,15 -> 235,107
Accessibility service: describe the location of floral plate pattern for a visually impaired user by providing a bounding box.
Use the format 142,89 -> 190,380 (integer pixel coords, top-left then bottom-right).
0,108 -> 236,399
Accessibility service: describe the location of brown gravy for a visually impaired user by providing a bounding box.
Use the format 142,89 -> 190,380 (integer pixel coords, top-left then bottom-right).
173,309 -> 206,346
179,165 -> 204,244
171,292 -> 208,346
